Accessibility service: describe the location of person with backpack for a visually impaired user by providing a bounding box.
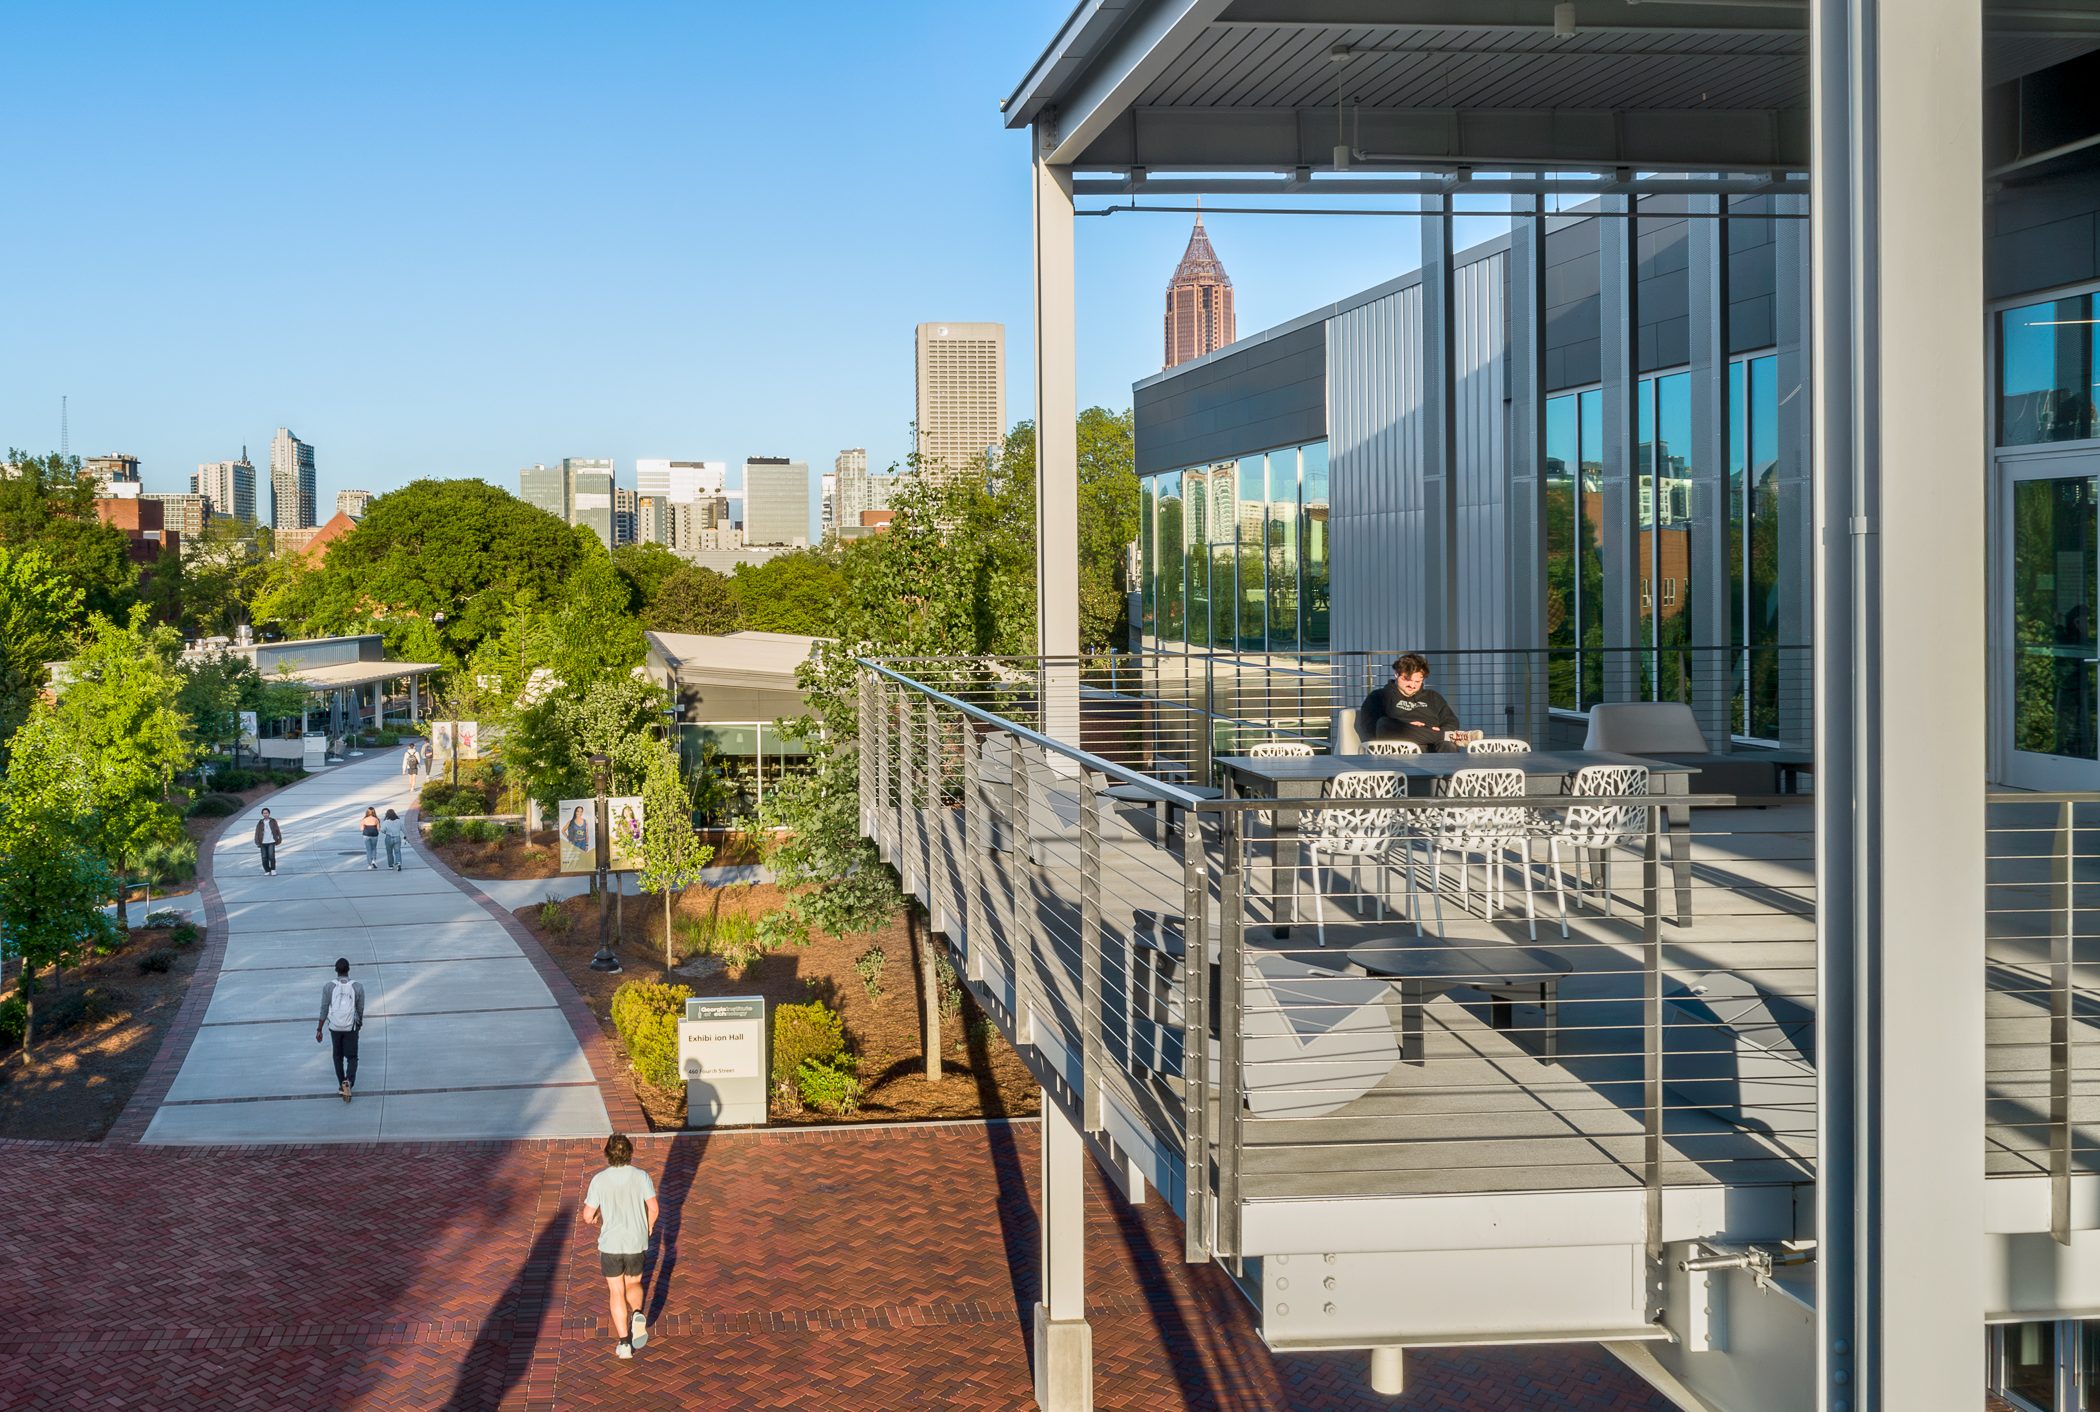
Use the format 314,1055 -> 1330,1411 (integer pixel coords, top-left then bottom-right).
402,744 -> 423,792
254,807 -> 282,876
315,957 -> 366,1101
581,1132 -> 659,1359
380,808 -> 406,871
359,806 -> 382,869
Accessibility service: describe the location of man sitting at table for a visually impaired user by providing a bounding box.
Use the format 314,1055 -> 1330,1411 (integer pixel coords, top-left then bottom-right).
1360,653 -> 1463,751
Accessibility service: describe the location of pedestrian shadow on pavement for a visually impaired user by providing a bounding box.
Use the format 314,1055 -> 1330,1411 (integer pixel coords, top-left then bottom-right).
442,1206 -> 574,1412
648,1134 -> 706,1327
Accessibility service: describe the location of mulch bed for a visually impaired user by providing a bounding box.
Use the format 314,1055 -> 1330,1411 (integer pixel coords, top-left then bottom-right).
434,827 -> 767,880
514,883 -> 1040,1132
0,923 -> 207,1141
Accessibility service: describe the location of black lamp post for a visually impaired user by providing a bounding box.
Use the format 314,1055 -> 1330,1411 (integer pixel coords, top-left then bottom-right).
587,751 -> 621,972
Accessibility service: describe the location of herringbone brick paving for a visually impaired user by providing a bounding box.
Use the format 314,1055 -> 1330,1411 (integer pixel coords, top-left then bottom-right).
0,1123 -> 1674,1410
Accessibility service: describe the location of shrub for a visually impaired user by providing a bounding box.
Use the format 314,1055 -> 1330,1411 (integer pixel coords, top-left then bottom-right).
771,1001 -> 846,1095
39,987 -> 120,1038
141,908 -> 188,930
464,819 -> 504,844
426,817 -> 462,847
168,921 -> 201,948
795,1055 -> 862,1115
610,980 -> 690,1090
210,768 -> 260,792
853,944 -> 887,999
934,952 -> 964,1023
538,897 -> 572,934
138,838 -> 198,887
368,730 -> 401,747
137,950 -> 175,975
184,793 -> 245,819
0,995 -> 23,1047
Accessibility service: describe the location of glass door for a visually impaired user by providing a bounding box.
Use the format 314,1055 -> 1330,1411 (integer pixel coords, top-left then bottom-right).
2004,453 -> 2100,790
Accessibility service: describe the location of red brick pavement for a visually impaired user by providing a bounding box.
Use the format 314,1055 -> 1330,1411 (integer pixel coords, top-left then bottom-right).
0,1122 -> 1679,1411
413,806 -> 649,1133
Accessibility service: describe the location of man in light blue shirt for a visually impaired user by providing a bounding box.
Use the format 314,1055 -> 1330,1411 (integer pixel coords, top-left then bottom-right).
582,1132 -> 659,1359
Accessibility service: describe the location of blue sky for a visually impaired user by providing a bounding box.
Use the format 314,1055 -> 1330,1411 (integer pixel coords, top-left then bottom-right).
0,2 -> 1510,519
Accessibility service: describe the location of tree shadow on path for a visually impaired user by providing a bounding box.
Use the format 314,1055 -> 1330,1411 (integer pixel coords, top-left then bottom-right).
441,1205 -> 573,1412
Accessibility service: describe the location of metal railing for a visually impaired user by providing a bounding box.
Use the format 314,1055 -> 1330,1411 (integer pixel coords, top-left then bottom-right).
858,655 -> 1819,1266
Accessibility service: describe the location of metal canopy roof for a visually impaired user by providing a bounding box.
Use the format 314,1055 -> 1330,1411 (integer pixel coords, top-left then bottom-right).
1006,0 -> 2100,176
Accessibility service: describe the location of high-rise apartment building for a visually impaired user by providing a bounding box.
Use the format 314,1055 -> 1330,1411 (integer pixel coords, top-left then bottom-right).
834,447 -> 903,529
613,486 -> 637,546
1163,213 -> 1235,368
144,492 -> 212,540
194,453 -> 258,523
335,489 -> 374,520
565,458 -> 615,547
914,323 -> 1005,480
268,428 -> 317,531
820,472 -> 839,540
82,454 -> 142,497
741,458 -> 810,547
636,459 -> 726,505
518,463 -> 568,521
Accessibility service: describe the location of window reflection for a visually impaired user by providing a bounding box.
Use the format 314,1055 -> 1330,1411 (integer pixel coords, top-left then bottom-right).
2002,295 -> 2099,446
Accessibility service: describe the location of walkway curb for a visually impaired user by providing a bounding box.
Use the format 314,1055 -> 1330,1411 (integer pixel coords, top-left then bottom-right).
107,797 -> 238,1145
416,810 -> 650,1135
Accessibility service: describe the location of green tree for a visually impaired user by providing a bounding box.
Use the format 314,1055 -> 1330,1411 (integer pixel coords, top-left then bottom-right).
637,744 -> 715,967
507,672 -> 666,818
175,651 -> 257,762
0,449 -> 135,624
0,707 -> 120,1052
50,608 -> 197,929
0,545 -> 83,762
981,409 -> 1140,652
643,563 -> 741,635
612,543 -> 685,612
730,551 -> 848,635
151,516 -> 271,637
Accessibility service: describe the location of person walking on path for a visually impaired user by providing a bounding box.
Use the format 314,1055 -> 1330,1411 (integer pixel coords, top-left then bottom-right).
402,744 -> 422,794
582,1132 -> 658,1359
380,808 -> 406,871
316,957 -> 366,1102
360,807 -> 381,870
254,808 -> 282,876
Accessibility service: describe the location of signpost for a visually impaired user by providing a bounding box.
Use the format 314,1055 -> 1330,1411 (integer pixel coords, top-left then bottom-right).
678,996 -> 767,1127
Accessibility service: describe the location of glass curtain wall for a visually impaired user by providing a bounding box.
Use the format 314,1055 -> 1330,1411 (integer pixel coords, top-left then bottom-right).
1645,371 -> 1695,702
2002,294 -> 2100,446
1545,390 -> 1605,709
1728,352 -> 1783,738
1137,440 -> 1329,655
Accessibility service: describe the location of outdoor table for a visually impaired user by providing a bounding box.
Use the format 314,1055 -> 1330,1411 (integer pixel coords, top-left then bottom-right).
1344,936 -> 1573,1064
1214,749 -> 1701,928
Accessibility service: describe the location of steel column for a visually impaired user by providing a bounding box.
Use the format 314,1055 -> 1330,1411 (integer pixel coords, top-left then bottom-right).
1079,770 -> 1105,1133
1601,197 -> 1642,705
1035,1094 -> 1095,1411
1033,134 -> 1081,748
1418,202 -> 1458,653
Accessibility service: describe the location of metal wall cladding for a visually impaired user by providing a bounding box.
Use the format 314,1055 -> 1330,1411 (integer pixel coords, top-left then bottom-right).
1133,324 -> 1326,476
1328,253 -> 1511,686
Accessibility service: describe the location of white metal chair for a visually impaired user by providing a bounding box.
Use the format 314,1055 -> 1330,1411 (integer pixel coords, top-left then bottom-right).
1464,737 -> 1531,755
1534,764 -> 1651,935
1304,770 -> 1439,945
1247,741 -> 1316,759
1362,739 -> 1422,757
1418,767 -> 1539,938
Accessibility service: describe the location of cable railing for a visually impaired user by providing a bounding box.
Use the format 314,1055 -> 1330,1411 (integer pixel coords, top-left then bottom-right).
858,655 -> 1819,1268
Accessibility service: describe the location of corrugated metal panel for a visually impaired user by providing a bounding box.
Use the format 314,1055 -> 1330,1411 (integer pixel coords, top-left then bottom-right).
1328,285 -> 1425,658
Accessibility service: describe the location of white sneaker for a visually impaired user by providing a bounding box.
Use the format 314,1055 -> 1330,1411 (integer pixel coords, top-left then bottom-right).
614,1339 -> 633,1360
629,1312 -> 647,1349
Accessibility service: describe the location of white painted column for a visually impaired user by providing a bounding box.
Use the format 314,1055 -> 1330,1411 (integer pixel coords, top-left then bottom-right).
409,676 -> 419,726
1034,1091 -> 1092,1411
1033,130 -> 1080,750
1811,2 -> 1984,1409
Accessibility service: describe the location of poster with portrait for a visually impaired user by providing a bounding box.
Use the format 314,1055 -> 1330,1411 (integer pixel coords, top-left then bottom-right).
606,796 -> 644,872
432,721 -> 456,767
456,721 -> 479,760
557,798 -> 596,874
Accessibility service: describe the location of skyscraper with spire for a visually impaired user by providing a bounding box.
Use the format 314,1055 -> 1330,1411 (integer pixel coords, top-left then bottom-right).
1163,211 -> 1235,369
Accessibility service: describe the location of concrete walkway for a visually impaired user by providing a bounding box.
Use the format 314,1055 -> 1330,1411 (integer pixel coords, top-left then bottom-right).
143,753 -> 612,1144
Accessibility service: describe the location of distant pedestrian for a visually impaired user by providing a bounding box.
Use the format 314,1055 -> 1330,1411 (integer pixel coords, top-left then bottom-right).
255,807 -> 282,876
381,808 -> 405,871
402,744 -> 423,787
360,807 -> 381,869
316,957 -> 365,1102
582,1132 -> 658,1360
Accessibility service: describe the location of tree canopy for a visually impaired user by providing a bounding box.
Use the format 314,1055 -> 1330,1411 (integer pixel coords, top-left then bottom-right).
0,546 -> 84,762
0,450 -> 136,626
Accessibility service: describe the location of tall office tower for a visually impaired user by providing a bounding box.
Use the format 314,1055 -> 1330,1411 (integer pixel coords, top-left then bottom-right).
819,473 -> 838,539
193,452 -> 258,523
144,492 -> 212,540
914,322 -> 1005,480
335,489 -> 374,520
268,427 -> 317,530
613,486 -> 637,546
1163,212 -> 1235,369
742,457 -> 811,546
518,463 -> 568,521
81,453 -> 142,496
565,457 -> 615,547
636,458 -> 727,506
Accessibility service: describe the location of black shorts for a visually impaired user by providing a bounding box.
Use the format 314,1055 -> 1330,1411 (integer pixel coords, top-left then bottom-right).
600,1250 -> 645,1278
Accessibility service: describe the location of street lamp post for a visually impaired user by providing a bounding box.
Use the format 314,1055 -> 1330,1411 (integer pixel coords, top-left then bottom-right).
587,751 -> 621,972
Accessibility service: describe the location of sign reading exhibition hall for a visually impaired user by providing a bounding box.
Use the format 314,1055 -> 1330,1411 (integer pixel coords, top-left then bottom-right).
678,996 -> 767,1128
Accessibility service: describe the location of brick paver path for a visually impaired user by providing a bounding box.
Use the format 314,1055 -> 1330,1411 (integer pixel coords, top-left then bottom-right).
0,1121 -> 1673,1411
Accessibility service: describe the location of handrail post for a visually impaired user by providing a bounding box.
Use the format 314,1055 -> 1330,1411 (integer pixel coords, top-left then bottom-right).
2055,798 -> 2076,1246
1012,738 -> 1041,1048
1079,767 -> 1105,1133
1182,805 -> 1211,1263
923,696 -> 941,925
962,724 -> 987,984
1642,802 -> 1665,1313
1216,801 -> 1246,1265
1201,654 -> 1217,785
897,686 -> 919,896
873,677 -> 893,854
858,668 -> 875,837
